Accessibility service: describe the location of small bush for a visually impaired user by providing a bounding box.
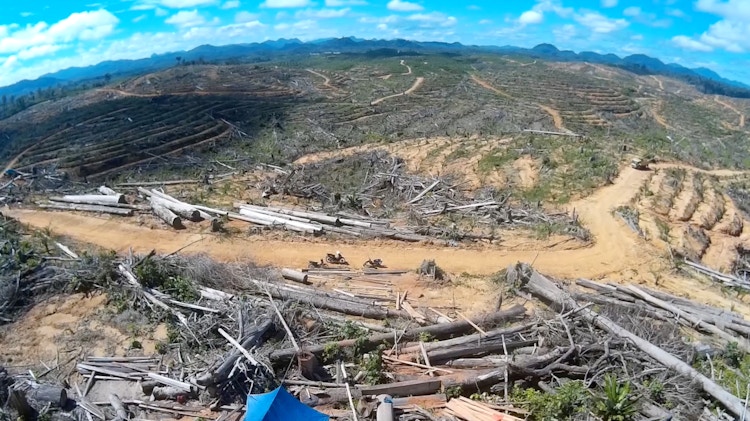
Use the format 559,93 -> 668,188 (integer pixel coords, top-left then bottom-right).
594,374 -> 638,421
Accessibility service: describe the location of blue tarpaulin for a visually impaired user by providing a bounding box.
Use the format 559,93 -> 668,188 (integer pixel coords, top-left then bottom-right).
245,387 -> 329,421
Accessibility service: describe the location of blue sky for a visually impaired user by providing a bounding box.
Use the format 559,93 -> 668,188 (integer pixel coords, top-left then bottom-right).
1,0 -> 749,88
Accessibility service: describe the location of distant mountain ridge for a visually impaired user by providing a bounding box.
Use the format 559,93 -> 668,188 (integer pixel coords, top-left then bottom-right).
1,37 -> 748,98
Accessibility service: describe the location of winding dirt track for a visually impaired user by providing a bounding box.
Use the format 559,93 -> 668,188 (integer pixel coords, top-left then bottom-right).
370,77 -> 424,105
306,69 -> 341,92
6,166 -> 653,279
714,95 -> 746,128
400,60 -> 412,75
651,75 -> 665,91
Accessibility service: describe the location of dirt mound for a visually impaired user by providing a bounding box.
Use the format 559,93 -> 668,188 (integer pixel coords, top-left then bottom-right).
670,173 -> 703,221
674,224 -> 711,261
0,293 -> 167,366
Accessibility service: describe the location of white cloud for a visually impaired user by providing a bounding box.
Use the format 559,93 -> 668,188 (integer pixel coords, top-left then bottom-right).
325,0 -> 366,5
407,12 -> 457,27
0,9 -> 119,56
467,5 -> 480,10
20,12 -> 34,17
623,6 -> 641,16
50,10 -> 119,41
553,23 -> 577,41
17,44 -> 65,60
666,8 -> 686,18
133,0 -> 217,9
133,14 -> 147,22
0,17 -> 277,87
260,0 -> 312,7
295,8 -> 351,19
601,0 -> 617,7
221,0 -> 240,8
519,10 -> 543,25
479,19 -> 492,25
672,35 -> 713,51
573,11 -> 629,33
517,0 -> 573,27
165,10 -> 206,27
234,11 -> 259,22
2,56 -> 19,70
386,0 -> 423,12
155,8 -> 169,16
696,0 -> 750,20
631,34 -> 643,40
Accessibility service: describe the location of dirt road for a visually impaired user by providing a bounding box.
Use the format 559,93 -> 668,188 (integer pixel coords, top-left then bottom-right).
10,161 -> 750,314
651,75 -> 664,91
370,77 -> 424,105
7,166 -> 653,279
400,60 -> 412,75
306,69 -> 341,92
714,95 -> 746,128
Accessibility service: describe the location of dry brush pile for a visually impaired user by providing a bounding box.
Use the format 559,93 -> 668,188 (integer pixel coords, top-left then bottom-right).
2,219 -> 750,420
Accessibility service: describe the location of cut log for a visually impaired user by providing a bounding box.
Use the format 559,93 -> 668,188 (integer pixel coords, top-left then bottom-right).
150,201 -> 183,229
617,284 -> 750,352
149,196 -> 200,222
39,203 -> 133,216
152,386 -> 193,401
238,208 -> 323,233
408,180 -> 441,204
510,263 -> 746,418
200,318 -> 274,386
281,268 -> 310,285
360,379 -> 441,398
270,305 -> 526,364
27,384 -> 68,408
98,186 -> 118,196
398,323 -> 535,356
109,394 -> 128,421
254,279 -> 410,322
8,390 -> 34,420
117,180 -> 202,187
427,339 -> 538,364
54,194 -> 126,205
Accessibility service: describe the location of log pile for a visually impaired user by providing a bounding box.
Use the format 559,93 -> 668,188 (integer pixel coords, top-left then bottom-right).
38,188 -> 141,216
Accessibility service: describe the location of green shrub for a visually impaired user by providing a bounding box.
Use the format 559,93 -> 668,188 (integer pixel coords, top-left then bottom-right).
594,374 -> 638,421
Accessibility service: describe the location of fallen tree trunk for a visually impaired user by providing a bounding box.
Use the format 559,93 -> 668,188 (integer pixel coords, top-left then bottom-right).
281,268 -> 310,285
149,195 -> 200,222
26,384 -> 68,408
269,305 -> 526,364
426,339 -> 538,364
39,202 -> 133,216
396,322 -> 536,356
510,263 -> 745,418
98,186 -> 118,196
256,280 -> 409,323
238,208 -> 323,234
54,194 -> 126,205
150,201 -> 183,229
617,284 -> 750,352
199,318 -> 274,386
